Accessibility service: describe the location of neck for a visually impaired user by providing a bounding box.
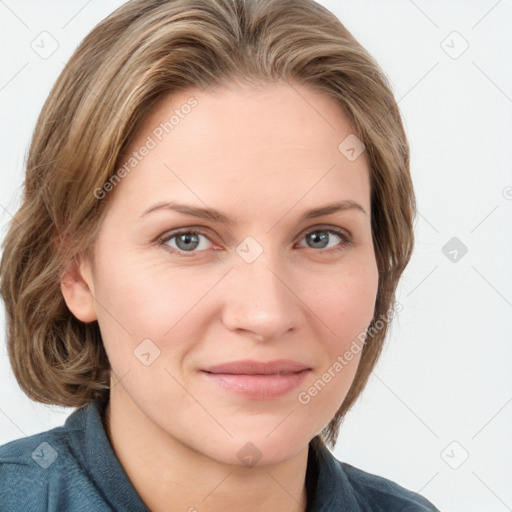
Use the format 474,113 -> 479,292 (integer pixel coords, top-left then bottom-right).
103,388 -> 309,512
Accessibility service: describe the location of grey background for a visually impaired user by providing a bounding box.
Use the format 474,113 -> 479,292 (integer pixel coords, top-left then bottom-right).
1,1 -> 511,510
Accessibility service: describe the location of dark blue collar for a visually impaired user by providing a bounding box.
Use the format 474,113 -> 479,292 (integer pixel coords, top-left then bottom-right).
306,435 -> 361,511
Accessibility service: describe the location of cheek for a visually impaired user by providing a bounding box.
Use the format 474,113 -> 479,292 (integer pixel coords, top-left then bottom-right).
305,257 -> 379,348
307,259 -> 379,384
296,257 -> 378,411
92,250 -> 217,359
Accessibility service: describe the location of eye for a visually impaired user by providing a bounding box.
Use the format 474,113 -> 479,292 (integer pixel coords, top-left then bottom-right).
297,227 -> 352,253
158,226 -> 352,257
159,230 -> 213,256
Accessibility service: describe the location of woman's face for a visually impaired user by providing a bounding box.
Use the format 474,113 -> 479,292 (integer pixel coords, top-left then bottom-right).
75,81 -> 378,465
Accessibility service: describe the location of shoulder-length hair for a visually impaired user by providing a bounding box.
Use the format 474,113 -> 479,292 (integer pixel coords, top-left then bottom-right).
0,0 -> 414,448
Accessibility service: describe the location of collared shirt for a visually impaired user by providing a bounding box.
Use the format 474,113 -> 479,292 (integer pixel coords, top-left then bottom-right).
0,400 -> 440,511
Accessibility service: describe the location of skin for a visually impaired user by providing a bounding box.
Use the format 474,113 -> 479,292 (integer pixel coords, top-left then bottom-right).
61,81 -> 379,512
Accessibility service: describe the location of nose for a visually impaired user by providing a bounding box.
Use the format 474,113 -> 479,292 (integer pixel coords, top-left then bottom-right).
221,251 -> 303,342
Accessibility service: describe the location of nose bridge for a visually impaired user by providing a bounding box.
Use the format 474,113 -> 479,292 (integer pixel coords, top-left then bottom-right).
222,242 -> 299,338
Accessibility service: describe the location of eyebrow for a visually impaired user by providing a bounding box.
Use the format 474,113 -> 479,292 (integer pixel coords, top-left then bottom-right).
140,199 -> 367,226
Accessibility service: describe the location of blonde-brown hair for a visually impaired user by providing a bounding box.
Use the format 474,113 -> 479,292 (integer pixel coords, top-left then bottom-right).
0,0 -> 414,448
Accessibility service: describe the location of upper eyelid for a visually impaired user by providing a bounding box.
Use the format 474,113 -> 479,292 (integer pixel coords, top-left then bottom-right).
300,224 -> 351,238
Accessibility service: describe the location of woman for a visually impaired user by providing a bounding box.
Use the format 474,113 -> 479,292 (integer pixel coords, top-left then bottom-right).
0,0 -> 440,510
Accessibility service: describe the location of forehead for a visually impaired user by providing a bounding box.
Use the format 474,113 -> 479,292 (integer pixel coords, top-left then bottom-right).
136,81 -> 356,154
110,82 -> 371,217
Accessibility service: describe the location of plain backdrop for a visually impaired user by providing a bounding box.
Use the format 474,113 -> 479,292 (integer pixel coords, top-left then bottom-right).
1,1 -> 511,511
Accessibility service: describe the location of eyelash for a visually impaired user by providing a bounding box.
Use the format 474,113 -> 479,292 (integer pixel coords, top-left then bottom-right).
157,226 -> 353,258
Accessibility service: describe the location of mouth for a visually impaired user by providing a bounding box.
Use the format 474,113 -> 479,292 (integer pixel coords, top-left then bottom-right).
200,359 -> 312,400
201,359 -> 311,375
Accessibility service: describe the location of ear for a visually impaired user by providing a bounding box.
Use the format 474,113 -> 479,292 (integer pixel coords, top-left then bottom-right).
60,254 -> 98,323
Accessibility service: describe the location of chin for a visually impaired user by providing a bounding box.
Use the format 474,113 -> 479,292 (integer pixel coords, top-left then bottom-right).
203,426 -> 313,467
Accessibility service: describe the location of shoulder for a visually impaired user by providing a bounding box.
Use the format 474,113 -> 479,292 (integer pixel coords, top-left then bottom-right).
340,461 -> 441,511
0,409 -> 87,512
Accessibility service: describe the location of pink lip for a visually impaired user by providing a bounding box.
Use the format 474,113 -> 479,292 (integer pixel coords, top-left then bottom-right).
200,359 -> 311,400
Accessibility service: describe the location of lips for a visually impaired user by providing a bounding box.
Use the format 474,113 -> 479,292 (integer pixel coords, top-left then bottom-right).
201,359 -> 311,375
200,359 -> 312,400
